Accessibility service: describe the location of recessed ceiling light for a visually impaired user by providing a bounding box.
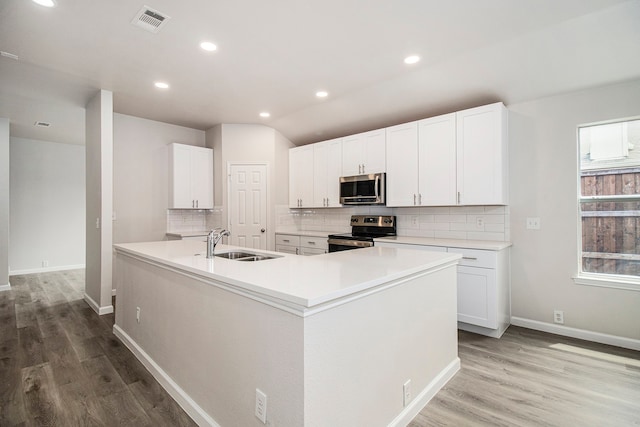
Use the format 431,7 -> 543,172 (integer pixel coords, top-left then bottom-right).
316,91 -> 328,98
259,112 -> 270,118
32,0 -> 56,7
154,81 -> 170,89
404,55 -> 420,65
200,41 -> 217,52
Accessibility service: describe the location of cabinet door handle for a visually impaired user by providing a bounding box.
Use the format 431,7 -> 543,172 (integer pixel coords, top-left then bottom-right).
457,192 -> 461,204
308,241 -> 316,245
462,256 -> 478,261
192,200 -> 195,208
283,239 -> 290,242
295,248 -> 299,255
362,164 -> 365,174
196,200 -> 199,208
413,194 -> 416,205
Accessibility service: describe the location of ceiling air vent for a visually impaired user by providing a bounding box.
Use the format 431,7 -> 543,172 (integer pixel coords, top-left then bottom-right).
34,121 -> 51,128
131,6 -> 170,33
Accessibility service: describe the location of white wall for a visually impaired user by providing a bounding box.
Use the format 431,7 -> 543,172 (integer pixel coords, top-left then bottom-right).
112,113 -> 205,244
9,137 -> 85,273
85,90 -> 113,314
206,124 -> 294,250
0,118 -> 9,289
509,79 -> 640,341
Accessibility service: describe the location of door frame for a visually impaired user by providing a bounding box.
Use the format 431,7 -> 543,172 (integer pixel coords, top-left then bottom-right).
226,161 -> 271,250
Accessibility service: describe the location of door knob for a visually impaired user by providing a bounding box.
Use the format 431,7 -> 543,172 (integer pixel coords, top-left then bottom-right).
261,228 -> 266,233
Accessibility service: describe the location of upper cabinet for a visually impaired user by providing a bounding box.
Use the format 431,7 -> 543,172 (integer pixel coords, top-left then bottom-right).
419,113 -> 458,205
169,143 -> 213,209
386,103 -> 507,207
313,138 -> 342,207
342,129 -> 386,176
386,113 -> 457,207
290,101 -> 508,209
456,102 -> 508,205
289,145 -> 314,208
386,121 -> 419,207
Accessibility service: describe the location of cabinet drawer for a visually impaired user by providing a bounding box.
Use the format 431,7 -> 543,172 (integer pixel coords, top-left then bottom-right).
300,247 -> 327,256
300,236 -> 328,250
276,244 -> 298,255
447,247 -> 496,269
276,234 -> 301,247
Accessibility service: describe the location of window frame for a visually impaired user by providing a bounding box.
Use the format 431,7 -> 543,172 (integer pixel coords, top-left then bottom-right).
574,117 -> 640,291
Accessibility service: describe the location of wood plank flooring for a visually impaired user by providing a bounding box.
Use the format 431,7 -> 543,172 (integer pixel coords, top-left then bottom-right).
411,328 -> 640,427
2,270 -> 639,426
0,270 -> 196,427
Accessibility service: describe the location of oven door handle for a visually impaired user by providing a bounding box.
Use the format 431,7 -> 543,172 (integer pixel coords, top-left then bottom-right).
328,239 -> 374,248
374,175 -> 380,201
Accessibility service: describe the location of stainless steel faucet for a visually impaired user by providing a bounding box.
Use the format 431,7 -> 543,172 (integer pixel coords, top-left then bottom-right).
206,228 -> 230,258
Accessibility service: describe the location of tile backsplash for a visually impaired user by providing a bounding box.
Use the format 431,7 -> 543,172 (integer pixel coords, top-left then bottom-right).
276,205 -> 510,242
167,208 -> 224,233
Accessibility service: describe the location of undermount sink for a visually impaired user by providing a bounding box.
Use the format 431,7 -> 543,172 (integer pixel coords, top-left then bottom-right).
214,251 -> 282,261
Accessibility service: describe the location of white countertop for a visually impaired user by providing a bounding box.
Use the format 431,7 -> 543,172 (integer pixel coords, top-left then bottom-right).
166,231 -> 209,238
275,228 -> 344,238
375,235 -> 512,251
114,240 -> 460,312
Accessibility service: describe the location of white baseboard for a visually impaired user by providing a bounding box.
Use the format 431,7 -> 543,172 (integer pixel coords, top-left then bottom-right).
511,316 -> 640,351
113,325 -> 218,427
0,282 -> 10,292
10,264 -> 85,275
83,293 -> 114,315
388,357 -> 461,427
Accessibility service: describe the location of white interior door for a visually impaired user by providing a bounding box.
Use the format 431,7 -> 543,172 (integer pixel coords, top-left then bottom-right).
229,164 -> 268,249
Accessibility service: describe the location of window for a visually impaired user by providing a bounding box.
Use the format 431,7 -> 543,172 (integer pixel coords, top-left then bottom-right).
577,117 -> 640,289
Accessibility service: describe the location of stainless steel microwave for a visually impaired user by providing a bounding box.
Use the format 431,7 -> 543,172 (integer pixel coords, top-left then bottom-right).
339,173 -> 386,205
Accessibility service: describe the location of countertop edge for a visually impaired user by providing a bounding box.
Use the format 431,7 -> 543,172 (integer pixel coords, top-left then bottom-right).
114,241 -> 461,316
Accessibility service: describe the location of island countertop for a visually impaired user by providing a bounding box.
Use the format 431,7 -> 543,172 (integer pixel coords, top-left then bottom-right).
114,240 -> 460,314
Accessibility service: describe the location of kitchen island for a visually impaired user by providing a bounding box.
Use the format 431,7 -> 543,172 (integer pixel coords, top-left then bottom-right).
113,240 -> 461,427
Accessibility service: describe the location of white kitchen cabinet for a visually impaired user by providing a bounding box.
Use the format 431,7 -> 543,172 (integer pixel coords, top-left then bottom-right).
275,233 -> 328,255
341,129 -> 386,176
313,138 -> 342,207
275,234 -> 301,254
386,121 -> 419,207
169,143 -> 213,209
299,236 -> 329,255
456,102 -> 509,205
289,145 -> 314,208
419,113 -> 457,205
374,240 -> 510,338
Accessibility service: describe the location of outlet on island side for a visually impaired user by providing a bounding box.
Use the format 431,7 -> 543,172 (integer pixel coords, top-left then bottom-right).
136,306 -> 141,323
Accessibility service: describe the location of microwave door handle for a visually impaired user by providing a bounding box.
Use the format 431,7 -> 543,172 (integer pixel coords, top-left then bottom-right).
374,175 -> 379,200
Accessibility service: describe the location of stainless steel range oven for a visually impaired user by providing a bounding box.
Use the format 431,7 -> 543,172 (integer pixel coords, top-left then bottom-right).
328,215 -> 396,252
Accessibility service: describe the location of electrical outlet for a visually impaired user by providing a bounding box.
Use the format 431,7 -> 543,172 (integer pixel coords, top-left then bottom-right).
255,389 -> 267,424
476,217 -> 485,229
42,260 -> 49,268
554,310 -> 564,324
526,217 -> 541,230
403,379 -> 412,407
410,216 -> 418,227
136,307 -> 141,323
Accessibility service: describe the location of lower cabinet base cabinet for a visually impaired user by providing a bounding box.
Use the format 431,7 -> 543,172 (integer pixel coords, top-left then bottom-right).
375,241 -> 511,338
275,233 -> 329,256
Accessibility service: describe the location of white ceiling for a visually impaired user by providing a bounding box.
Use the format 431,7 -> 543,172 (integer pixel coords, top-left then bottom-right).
1,0 -> 639,146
